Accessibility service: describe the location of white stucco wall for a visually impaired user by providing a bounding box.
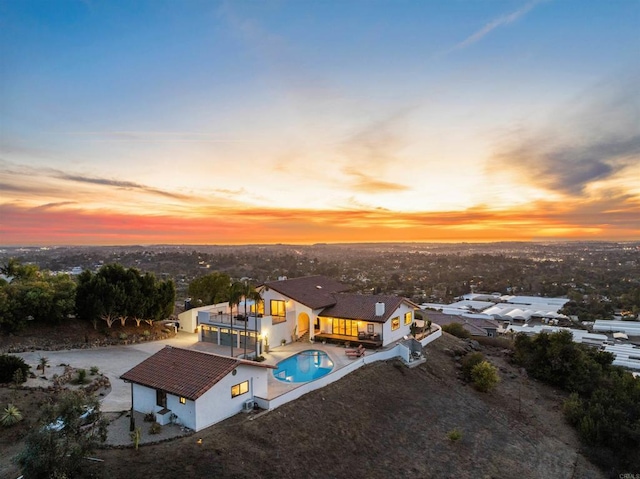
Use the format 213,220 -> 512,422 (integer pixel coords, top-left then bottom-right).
194,364 -> 269,431
382,303 -> 414,346
259,288 -> 316,346
167,393 -> 196,430
132,383 -> 157,415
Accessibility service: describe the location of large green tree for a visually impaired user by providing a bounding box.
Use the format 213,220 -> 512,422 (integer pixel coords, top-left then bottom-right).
75,264 -> 175,328
0,260 -> 76,332
187,272 -> 231,306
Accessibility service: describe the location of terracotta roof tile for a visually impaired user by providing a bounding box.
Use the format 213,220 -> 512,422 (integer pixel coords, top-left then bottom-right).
263,275 -> 351,309
121,347 -> 274,401
319,294 -> 408,323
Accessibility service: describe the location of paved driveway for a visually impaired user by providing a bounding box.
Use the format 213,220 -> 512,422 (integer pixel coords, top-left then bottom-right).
14,332 -> 199,412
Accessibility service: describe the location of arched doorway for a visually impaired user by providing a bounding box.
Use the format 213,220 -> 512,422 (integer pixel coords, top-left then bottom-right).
298,312 -> 310,337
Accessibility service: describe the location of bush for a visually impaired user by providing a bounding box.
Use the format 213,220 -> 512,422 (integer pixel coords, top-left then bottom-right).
119,332 -> 128,340
75,369 -> 88,385
442,323 -> 470,339
471,361 -> 500,392
90,366 -> 99,375
144,412 -> 155,422
149,422 -> 161,434
447,428 -> 462,442
461,352 -> 485,381
1,404 -> 23,427
142,329 -> 151,337
17,390 -> 107,479
0,354 -> 30,384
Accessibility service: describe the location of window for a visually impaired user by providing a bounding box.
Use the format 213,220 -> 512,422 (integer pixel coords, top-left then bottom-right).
367,323 -> 374,334
251,300 -> 264,315
404,312 -> 412,325
391,317 -> 400,331
270,300 -> 286,324
331,318 -> 358,337
156,390 -> 167,408
231,380 -> 249,398
179,396 -> 186,404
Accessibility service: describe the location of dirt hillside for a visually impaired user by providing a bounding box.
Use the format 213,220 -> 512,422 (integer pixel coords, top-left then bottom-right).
78,333 -> 603,479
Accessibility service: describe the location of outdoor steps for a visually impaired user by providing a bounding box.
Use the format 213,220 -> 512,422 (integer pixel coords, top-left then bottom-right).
298,331 -> 309,342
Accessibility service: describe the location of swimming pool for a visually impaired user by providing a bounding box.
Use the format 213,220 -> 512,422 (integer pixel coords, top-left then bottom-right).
273,350 -> 334,383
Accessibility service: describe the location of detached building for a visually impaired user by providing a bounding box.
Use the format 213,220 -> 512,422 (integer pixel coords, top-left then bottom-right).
121,346 -> 275,432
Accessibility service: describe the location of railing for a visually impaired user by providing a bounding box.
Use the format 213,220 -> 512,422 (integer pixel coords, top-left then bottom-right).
198,313 -> 262,331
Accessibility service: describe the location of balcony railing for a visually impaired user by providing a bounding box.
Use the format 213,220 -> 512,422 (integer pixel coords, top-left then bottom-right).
198,312 -> 263,331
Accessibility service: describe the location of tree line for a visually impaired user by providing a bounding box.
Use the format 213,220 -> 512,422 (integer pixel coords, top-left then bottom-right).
0,260 -> 175,333
513,331 -> 640,473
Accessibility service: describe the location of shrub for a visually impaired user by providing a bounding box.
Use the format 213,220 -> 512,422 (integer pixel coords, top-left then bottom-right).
447,428 -> 462,442
149,422 -> 161,434
253,355 -> 266,362
471,361 -> 500,392
461,352 -> 485,381
75,369 -> 88,385
119,333 -> 128,340
1,404 -> 23,427
38,356 -> 49,372
144,412 -> 156,422
12,368 -> 25,385
142,329 -> 151,337
0,354 -> 30,384
90,366 -> 99,375
442,323 -> 470,339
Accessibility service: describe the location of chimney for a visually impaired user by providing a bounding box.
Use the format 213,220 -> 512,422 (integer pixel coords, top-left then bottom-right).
375,302 -> 385,316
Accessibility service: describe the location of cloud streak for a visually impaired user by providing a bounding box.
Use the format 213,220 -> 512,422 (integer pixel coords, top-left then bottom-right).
491,74 -> 640,195
1,195 -> 638,246
448,1 -> 541,53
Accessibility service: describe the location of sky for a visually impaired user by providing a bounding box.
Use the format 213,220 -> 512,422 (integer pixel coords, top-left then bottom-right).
1,0 -> 639,245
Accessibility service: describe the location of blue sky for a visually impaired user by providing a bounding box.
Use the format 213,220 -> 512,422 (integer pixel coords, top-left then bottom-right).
1,0 -> 639,244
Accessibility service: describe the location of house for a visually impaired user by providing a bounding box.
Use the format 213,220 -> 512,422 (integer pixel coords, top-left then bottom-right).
120,346 -> 276,432
425,311 -> 500,337
196,275 -> 420,353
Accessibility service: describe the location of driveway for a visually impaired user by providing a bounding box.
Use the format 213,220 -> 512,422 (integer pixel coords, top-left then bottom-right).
14,332 -> 199,412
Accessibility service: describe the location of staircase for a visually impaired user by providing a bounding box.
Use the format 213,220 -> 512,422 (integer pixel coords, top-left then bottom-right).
298,331 -> 310,342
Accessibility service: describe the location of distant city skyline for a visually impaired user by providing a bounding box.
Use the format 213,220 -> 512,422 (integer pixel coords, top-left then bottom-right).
2,0 -> 639,245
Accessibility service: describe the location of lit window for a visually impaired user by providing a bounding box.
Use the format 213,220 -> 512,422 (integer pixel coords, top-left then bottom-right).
271,300 -> 286,324
231,380 -> 249,398
179,397 -> 186,404
404,312 -> 412,325
391,317 -> 400,331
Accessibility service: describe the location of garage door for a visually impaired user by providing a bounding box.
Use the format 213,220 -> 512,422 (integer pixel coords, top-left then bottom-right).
219,328 -> 237,347
239,331 -> 256,350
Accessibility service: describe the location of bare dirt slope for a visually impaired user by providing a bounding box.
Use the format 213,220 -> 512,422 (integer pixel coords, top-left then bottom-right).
76,333 -> 602,479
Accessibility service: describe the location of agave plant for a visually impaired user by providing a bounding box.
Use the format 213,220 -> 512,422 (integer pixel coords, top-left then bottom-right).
1,404 -> 23,427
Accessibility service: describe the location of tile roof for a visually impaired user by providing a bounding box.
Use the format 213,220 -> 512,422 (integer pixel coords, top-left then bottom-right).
319,293 -> 409,323
424,311 -> 493,336
262,275 -> 351,310
121,347 -> 275,401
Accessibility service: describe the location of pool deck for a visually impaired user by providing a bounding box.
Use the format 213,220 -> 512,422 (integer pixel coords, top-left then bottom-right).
259,341 -> 381,400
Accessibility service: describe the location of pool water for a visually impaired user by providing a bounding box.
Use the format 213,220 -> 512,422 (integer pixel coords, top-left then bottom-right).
273,350 -> 334,383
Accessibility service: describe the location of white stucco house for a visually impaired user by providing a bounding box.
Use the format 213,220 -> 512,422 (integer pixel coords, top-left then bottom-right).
196,275 -> 420,353
121,346 -> 276,432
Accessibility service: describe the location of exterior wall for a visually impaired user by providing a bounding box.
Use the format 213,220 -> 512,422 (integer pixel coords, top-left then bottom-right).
259,288 -> 319,345
194,364 -> 269,431
166,393 -> 196,430
381,303 -> 415,346
178,309 -> 198,333
132,383 -> 157,415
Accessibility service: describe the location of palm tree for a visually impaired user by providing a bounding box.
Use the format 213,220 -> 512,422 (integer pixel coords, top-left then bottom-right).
227,282 -> 243,357
249,289 -> 263,357
238,281 -> 258,357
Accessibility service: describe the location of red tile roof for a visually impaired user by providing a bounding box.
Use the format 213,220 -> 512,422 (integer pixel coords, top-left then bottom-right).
262,275 -> 351,309
319,294 -> 411,323
121,347 -> 275,401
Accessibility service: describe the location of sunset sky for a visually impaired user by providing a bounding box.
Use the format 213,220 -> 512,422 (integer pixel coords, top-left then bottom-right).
1,0 -> 639,245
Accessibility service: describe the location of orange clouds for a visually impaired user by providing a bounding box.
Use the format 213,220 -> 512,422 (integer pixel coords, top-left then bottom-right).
1,197 -> 638,246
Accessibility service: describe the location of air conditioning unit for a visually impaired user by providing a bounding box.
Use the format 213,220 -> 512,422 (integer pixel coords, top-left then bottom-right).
242,399 -> 255,412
